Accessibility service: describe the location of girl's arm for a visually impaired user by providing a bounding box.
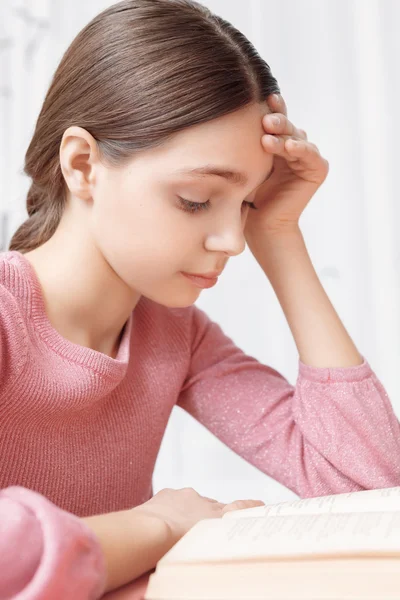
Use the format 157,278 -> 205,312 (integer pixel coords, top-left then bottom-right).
249,225 -> 363,368
1,485 -> 261,597
0,487 -> 177,597
82,508 -> 173,593
0,486 -> 106,599
84,487 -> 264,592
177,302 -> 400,498
246,94 -> 363,369
0,486 -> 172,597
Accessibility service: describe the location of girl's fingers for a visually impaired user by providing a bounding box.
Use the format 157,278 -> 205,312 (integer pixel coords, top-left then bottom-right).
298,128 -> 308,140
267,93 -> 288,117
261,133 -> 298,162
285,138 -> 320,156
263,96 -> 328,183
223,499 -> 265,513
201,496 -> 220,503
263,112 -> 307,141
262,135 -> 324,167
285,139 -> 330,180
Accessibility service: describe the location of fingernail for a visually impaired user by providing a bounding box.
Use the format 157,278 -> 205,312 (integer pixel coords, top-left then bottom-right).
273,93 -> 281,103
271,116 -> 280,125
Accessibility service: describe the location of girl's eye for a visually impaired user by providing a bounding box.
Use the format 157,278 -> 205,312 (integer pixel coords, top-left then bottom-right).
177,197 -> 257,214
177,197 -> 211,213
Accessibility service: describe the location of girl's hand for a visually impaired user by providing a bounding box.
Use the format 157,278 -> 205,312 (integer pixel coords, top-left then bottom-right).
133,487 -> 264,543
245,94 -> 329,241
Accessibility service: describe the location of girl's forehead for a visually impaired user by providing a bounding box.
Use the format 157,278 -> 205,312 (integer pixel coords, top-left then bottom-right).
119,102 -> 272,177
166,103 -> 269,149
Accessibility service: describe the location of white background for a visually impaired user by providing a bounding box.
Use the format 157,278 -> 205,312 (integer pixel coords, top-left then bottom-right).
1,0 -> 399,505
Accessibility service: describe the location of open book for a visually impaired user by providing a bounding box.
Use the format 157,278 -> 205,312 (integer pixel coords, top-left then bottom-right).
145,486 -> 400,599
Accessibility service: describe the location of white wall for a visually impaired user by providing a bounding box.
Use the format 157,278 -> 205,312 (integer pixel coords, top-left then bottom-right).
1,0 -> 399,505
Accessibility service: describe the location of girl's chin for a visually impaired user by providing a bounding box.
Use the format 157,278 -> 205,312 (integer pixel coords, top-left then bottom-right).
143,285 -> 201,309
163,291 -> 201,309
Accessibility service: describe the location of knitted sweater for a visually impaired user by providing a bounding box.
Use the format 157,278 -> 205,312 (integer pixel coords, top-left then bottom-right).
1,250 -> 399,598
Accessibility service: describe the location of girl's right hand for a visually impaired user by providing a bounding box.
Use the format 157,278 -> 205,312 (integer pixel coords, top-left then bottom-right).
132,487 -> 265,543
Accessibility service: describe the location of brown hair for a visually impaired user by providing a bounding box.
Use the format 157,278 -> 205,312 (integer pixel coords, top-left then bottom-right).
10,0 -> 280,253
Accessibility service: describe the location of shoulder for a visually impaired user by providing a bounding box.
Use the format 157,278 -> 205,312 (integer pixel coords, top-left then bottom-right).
0,251 -> 33,323
0,252 -> 31,375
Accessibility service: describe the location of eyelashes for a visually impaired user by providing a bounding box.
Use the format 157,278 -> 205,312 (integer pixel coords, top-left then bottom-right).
177,197 -> 257,214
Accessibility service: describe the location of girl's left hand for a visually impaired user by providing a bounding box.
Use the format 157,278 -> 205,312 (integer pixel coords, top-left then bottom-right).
245,94 -> 329,240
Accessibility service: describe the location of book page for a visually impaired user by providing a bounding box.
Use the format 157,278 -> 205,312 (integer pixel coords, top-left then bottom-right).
223,486 -> 400,519
161,510 -> 400,565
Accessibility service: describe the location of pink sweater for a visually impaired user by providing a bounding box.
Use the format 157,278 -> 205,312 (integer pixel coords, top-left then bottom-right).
1,249 -> 400,598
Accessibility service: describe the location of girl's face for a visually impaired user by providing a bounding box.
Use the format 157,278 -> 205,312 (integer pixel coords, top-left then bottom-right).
83,102 -> 273,308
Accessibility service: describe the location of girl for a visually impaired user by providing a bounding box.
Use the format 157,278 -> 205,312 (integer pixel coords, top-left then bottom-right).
1,0 -> 399,598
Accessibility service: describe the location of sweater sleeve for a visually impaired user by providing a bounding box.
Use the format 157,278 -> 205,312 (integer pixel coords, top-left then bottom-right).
177,306 -> 400,498
0,486 -> 106,599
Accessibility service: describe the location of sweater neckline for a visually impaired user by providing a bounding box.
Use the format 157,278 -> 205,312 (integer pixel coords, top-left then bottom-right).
7,251 -> 132,379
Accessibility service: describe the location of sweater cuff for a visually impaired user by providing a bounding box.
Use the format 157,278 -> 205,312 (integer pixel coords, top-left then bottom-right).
2,486 -> 107,599
298,355 -> 373,383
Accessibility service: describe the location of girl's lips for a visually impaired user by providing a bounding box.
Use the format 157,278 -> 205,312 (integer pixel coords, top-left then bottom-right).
181,272 -> 219,289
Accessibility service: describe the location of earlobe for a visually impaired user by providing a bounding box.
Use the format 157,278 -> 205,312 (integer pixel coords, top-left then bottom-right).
59,126 -> 98,200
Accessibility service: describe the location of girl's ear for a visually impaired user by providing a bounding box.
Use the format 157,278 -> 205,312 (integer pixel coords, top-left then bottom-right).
59,126 -> 100,201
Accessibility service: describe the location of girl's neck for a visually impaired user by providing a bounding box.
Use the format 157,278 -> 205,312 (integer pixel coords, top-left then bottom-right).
22,226 -> 139,358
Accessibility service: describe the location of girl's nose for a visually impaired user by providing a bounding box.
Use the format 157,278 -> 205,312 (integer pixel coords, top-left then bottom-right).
204,220 -> 246,257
